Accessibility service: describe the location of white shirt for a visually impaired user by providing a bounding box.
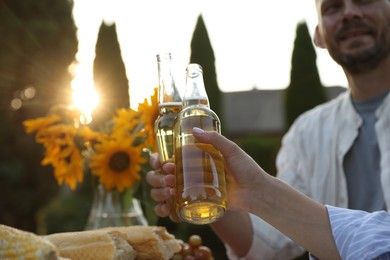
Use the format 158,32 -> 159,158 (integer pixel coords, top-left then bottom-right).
227,91 -> 390,259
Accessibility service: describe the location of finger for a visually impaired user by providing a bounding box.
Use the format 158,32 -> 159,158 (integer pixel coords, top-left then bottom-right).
162,162 -> 175,175
154,203 -> 170,218
165,175 -> 175,187
146,169 -> 166,188
150,187 -> 172,202
149,153 -> 162,169
192,127 -> 241,158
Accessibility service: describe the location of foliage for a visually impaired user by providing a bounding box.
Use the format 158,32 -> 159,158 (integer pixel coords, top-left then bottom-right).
284,21 -> 327,129
190,15 -> 223,131
0,0 -> 77,109
92,22 -> 130,129
36,188 -> 92,234
236,135 -> 282,176
0,0 -> 77,232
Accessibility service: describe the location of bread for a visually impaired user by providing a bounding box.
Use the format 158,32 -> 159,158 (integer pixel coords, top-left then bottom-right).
45,226 -> 181,260
44,229 -> 136,260
102,226 -> 181,260
0,224 -> 180,260
0,224 -> 59,260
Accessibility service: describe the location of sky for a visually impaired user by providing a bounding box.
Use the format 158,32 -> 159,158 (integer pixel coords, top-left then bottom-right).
71,0 -> 348,111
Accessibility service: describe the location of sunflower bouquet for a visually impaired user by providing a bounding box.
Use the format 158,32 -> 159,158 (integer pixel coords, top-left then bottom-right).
23,88 -> 159,194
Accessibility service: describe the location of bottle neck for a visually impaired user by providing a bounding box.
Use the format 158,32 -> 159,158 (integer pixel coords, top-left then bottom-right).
183,97 -> 209,108
183,63 -> 209,108
156,53 -> 182,104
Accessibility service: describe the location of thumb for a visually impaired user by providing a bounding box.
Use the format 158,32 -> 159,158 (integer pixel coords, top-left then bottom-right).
192,127 -> 240,158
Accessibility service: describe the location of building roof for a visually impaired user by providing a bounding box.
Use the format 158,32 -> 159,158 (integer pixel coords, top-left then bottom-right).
222,86 -> 347,135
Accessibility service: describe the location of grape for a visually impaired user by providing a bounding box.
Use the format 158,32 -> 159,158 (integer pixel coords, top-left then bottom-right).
182,243 -> 193,256
188,235 -> 202,249
172,234 -> 213,260
194,246 -> 212,260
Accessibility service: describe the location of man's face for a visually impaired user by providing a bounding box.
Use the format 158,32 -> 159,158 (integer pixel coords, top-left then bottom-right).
316,0 -> 390,73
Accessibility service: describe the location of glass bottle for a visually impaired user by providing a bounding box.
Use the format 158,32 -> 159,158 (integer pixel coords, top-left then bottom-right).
154,52 -> 183,222
173,63 -> 227,225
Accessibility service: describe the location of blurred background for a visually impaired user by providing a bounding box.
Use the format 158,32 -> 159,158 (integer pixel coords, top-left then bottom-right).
0,0 -> 347,259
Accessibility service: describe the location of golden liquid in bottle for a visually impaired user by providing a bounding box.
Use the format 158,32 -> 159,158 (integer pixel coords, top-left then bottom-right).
154,101 -> 182,222
155,102 -> 182,162
174,110 -> 226,225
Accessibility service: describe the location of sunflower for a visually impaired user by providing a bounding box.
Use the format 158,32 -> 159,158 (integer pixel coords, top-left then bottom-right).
50,145 -> 84,190
23,114 -> 60,134
41,136 -> 72,167
137,87 -> 159,151
35,124 -> 74,145
37,124 -> 84,190
89,135 -> 147,192
111,108 -> 141,139
77,125 -> 103,141
23,89 -> 158,193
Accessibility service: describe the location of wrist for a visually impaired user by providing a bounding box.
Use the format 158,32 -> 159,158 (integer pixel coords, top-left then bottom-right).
247,172 -> 275,215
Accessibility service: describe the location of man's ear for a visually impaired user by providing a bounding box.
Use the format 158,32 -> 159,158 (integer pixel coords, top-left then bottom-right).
313,26 -> 326,48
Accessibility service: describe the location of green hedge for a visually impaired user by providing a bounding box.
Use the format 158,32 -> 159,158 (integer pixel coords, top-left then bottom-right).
235,134 -> 282,177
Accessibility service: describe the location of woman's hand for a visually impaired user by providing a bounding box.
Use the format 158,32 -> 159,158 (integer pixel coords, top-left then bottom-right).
146,127 -> 267,216
191,127 -> 267,212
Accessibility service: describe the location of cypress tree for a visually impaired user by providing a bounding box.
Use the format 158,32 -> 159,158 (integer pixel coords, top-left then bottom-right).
92,21 -> 129,129
284,21 -> 327,129
189,15 -> 222,125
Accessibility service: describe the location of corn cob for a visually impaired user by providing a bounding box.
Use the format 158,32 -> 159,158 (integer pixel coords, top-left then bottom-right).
0,224 -> 59,260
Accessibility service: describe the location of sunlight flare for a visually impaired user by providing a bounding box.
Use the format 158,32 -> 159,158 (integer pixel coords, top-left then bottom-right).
70,64 -> 99,124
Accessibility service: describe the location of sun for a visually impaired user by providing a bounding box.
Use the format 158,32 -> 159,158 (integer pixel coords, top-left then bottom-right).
70,64 -> 100,124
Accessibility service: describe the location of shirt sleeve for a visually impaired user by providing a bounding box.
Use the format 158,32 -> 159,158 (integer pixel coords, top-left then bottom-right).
326,205 -> 390,259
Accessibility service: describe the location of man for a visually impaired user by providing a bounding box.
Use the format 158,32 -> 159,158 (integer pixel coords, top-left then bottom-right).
148,0 -> 390,258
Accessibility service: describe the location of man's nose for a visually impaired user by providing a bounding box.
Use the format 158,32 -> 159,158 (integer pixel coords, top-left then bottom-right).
343,1 -> 364,20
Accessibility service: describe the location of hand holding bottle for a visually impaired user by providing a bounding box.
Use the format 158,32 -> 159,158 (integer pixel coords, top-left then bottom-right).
146,127 -> 264,217
146,152 -> 175,218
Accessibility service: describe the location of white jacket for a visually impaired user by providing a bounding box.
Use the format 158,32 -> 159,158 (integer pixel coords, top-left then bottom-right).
227,90 -> 390,259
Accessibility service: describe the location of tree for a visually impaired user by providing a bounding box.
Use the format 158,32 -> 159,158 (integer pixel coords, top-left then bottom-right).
0,0 -> 77,232
284,21 -> 327,128
0,0 -> 77,112
92,21 -> 130,129
189,15 -> 222,126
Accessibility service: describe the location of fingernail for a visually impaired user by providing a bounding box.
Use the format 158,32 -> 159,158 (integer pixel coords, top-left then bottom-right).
192,127 -> 205,135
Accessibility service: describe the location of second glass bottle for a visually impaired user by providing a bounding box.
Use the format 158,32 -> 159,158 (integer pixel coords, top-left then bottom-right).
154,52 -> 183,222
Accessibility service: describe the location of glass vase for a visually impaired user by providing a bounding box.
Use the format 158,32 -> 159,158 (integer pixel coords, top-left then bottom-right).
85,184 -> 148,230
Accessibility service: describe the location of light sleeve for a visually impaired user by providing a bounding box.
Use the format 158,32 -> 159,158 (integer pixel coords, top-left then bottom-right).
326,205 -> 390,259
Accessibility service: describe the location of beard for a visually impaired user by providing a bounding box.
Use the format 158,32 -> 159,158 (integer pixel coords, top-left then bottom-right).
327,20 -> 390,74
337,44 -> 388,74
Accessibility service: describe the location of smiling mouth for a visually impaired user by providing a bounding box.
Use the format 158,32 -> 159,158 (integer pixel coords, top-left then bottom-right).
338,28 -> 372,42
336,20 -> 374,42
